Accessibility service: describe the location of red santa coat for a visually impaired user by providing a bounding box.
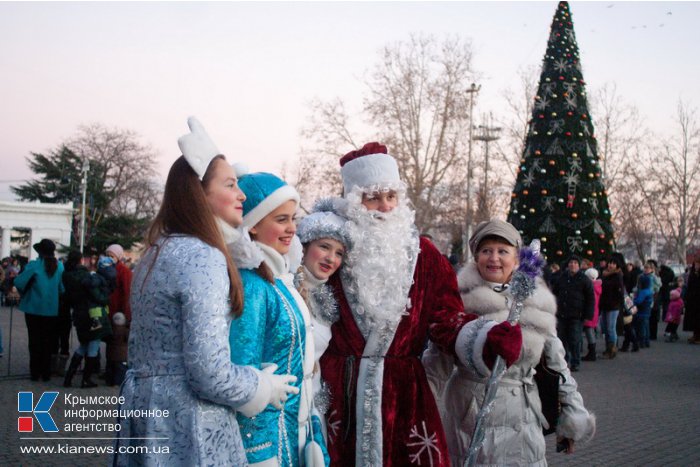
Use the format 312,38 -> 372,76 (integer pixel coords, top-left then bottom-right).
320,237 -> 476,467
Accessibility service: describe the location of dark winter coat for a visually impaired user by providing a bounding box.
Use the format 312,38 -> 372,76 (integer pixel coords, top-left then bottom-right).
62,265 -> 112,343
600,270 -> 625,312
683,266 -> 700,333
553,270 -> 595,320
624,266 -> 642,294
659,265 -> 676,303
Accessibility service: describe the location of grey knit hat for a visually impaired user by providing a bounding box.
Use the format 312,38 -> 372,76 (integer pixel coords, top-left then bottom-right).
468,219 -> 522,256
296,198 -> 351,249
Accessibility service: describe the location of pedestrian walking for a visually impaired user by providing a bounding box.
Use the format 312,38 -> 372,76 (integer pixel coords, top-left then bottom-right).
14,239 -> 64,381
663,287 -> 684,342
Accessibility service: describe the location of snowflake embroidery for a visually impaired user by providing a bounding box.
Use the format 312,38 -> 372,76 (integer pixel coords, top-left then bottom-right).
327,410 -> 341,442
407,421 -> 441,466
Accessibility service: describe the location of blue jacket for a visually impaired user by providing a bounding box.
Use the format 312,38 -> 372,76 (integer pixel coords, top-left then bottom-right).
633,287 -> 654,317
14,258 -> 64,316
230,268 -> 307,466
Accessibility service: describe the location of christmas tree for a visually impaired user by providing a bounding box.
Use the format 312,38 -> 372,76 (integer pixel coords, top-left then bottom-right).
508,1 -> 614,263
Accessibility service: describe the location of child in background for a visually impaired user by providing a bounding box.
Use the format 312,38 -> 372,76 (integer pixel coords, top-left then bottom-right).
664,288 -> 684,342
582,268 -> 602,361
91,255 -> 117,331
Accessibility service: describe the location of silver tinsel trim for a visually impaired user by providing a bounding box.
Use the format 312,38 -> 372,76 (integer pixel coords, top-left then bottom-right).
314,380 -> 333,415
310,284 -> 340,325
360,357 -> 383,466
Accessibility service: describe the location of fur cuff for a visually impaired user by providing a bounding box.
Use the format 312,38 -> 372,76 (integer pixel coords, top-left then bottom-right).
557,411 -> 596,444
250,458 -> 279,467
238,368 -> 272,417
456,319 -> 497,378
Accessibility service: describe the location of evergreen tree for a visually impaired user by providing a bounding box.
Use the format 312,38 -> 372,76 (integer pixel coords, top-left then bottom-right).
508,1 -> 614,264
12,125 -> 160,252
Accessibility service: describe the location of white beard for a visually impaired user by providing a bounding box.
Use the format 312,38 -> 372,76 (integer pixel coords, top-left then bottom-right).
341,191 -> 420,333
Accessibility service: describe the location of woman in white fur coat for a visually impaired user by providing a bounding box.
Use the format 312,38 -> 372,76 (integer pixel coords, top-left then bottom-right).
424,220 -> 595,466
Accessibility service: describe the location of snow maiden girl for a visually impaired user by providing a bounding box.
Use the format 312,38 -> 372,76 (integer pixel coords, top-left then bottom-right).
295,199 -> 351,443
230,172 -> 328,466
113,118 -> 298,466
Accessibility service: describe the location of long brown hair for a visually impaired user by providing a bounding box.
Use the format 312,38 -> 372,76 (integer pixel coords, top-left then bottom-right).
41,255 -> 58,277
145,155 -> 244,316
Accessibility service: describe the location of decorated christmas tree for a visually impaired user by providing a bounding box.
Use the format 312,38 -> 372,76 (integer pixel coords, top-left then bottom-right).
508,1 -> 614,263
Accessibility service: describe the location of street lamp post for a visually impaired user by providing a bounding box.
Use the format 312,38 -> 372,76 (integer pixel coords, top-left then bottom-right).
473,113 -> 502,223
79,158 -> 89,253
464,83 -> 481,263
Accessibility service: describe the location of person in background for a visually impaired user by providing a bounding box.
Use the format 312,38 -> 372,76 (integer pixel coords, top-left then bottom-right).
14,239 -> 65,381
599,252 -> 625,359
631,274 -> 654,350
624,261 -> 642,295
107,311 -> 129,385
659,264 -> 676,322
683,256 -> 700,344
101,244 -> 132,385
582,267 -> 602,362
62,250 -> 113,388
663,287 -> 684,342
552,255 -> 594,371
645,260 -> 662,341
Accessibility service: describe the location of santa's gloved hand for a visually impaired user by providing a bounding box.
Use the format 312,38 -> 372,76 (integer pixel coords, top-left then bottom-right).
483,322 -> 522,368
260,363 -> 299,409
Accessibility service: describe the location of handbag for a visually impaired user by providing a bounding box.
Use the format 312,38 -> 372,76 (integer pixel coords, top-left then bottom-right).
534,354 -> 565,436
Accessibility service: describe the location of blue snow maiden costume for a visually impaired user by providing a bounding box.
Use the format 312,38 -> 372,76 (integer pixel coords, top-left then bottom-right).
229,172 -> 329,467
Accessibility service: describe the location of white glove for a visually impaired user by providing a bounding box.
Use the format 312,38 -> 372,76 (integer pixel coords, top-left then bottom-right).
260,363 -> 299,410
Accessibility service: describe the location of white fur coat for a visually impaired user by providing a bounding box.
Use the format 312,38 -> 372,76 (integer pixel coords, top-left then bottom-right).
423,263 -> 595,466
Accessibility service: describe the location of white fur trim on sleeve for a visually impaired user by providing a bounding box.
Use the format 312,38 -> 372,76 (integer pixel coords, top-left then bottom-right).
238,368 -> 272,417
455,319 -> 497,378
557,411 -> 597,443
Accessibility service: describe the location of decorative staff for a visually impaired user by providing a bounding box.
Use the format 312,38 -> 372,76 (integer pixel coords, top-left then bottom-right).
465,240 -> 545,467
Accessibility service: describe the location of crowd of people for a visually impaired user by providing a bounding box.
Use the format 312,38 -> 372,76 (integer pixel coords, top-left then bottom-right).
0,243 -> 132,385
1,115 -> 698,466
545,253 -> 700,368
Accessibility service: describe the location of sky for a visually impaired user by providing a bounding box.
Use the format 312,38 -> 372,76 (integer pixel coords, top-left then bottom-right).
1,1 -> 698,201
